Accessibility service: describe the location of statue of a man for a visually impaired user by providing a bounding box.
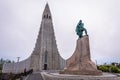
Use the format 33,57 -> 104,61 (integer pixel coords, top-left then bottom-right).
76,20 -> 88,38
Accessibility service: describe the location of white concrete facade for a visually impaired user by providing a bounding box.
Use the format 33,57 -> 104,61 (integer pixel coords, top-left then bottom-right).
2,57 -> 31,73
2,3 -> 66,73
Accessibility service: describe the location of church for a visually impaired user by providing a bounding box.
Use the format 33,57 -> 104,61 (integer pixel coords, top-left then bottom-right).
2,3 -> 66,73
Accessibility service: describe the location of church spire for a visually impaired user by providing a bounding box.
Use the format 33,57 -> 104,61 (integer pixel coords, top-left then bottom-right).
42,3 -> 52,20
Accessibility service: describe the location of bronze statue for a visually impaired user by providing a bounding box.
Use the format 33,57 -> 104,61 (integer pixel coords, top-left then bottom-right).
76,20 -> 88,38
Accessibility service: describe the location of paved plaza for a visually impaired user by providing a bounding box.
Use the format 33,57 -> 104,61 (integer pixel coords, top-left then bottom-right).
41,71 -> 120,80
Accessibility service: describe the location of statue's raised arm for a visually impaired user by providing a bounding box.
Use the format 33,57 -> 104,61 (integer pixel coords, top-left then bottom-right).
76,20 -> 88,38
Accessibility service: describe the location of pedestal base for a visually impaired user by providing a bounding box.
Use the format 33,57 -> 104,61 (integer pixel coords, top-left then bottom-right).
61,36 -> 102,75
60,70 -> 102,75
42,72 -> 119,80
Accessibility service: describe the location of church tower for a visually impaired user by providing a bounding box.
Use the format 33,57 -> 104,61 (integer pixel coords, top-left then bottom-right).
30,3 -> 65,71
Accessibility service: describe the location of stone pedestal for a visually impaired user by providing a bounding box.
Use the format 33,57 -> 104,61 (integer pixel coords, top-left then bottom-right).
60,35 -> 102,75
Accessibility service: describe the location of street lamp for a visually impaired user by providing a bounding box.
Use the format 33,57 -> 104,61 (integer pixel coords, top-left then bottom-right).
17,57 -> 20,62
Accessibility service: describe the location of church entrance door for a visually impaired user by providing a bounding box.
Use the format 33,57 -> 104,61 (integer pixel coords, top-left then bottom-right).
44,64 -> 47,70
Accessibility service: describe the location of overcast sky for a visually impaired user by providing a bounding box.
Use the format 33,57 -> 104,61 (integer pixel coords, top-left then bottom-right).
0,0 -> 120,64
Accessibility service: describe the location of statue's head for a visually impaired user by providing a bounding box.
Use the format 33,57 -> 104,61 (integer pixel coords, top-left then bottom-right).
79,20 -> 82,23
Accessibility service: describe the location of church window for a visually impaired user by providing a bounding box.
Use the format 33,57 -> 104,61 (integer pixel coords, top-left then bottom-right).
44,15 -> 46,18
46,14 -> 48,18
49,16 -> 51,19
44,51 -> 48,63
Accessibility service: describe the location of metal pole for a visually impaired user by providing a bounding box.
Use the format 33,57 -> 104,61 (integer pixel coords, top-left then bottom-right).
17,57 -> 20,62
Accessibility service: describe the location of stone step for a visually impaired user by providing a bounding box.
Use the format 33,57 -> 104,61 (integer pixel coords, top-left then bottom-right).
26,73 -> 43,80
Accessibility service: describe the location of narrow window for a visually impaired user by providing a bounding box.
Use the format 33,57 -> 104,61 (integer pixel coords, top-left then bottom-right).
46,14 -> 48,18
43,15 -> 46,18
49,16 -> 51,19
44,51 -> 48,63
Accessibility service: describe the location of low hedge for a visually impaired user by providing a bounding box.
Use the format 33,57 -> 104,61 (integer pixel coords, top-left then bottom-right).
98,65 -> 120,73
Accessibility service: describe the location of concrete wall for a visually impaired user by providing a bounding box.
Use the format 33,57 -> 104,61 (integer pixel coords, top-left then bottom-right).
2,57 -> 31,73
60,56 -> 66,70
2,55 -> 66,73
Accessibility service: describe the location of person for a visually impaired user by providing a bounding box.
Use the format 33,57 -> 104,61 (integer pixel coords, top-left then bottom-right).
24,68 -> 26,75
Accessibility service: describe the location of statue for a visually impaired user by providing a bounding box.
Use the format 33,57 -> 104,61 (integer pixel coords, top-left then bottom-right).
60,20 -> 102,75
76,20 -> 88,38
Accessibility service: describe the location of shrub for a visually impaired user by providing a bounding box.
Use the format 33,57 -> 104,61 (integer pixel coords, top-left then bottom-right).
98,65 -> 120,73
118,69 -> 120,73
110,66 -> 119,73
98,65 -> 109,72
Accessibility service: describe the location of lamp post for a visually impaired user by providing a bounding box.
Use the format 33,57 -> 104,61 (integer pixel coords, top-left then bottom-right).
17,57 -> 20,62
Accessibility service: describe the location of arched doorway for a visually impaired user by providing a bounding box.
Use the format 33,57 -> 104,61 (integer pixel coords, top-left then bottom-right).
44,64 -> 47,70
